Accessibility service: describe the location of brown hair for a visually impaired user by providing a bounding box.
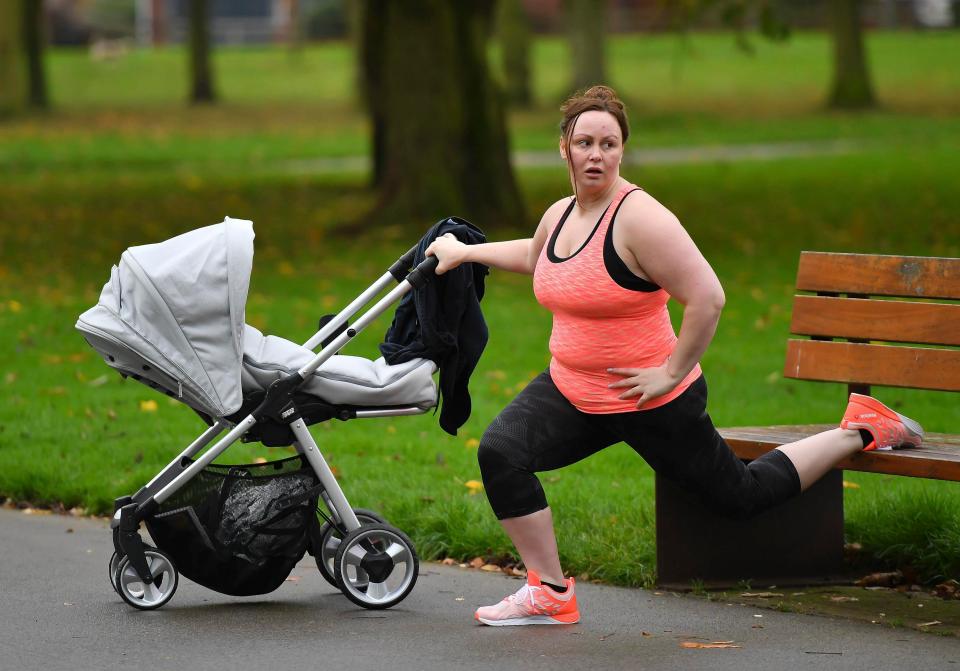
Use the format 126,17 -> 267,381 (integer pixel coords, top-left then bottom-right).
560,85 -> 629,152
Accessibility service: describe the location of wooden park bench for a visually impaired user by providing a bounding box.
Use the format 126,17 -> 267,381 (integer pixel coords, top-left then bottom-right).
655,252 -> 960,589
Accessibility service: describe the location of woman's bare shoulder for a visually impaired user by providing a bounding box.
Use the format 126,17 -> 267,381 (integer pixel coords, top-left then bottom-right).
618,188 -> 683,235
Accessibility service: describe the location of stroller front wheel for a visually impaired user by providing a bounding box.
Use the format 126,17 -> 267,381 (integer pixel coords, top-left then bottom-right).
334,523 -> 419,610
114,548 -> 179,610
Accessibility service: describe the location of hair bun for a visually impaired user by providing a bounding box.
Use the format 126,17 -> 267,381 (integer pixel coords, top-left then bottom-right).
582,85 -> 618,101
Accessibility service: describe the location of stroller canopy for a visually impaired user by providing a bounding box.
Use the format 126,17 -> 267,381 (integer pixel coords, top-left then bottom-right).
77,218 -> 254,417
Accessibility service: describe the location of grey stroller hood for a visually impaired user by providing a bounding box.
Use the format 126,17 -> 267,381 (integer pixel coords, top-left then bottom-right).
76,217 -> 254,417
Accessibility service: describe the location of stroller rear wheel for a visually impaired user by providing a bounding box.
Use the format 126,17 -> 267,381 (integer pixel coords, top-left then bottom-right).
114,548 -> 179,610
313,508 -> 386,588
334,523 -> 418,610
108,551 -> 123,595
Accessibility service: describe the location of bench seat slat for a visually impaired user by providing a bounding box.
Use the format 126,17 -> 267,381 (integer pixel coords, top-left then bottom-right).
797,252 -> 960,300
784,339 -> 960,392
791,295 -> 960,347
720,425 -> 960,481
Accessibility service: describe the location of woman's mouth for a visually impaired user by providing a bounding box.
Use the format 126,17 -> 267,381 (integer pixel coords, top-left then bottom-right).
585,167 -> 603,175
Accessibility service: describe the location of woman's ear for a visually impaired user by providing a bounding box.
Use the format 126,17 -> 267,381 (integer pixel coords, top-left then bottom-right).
558,137 -> 566,160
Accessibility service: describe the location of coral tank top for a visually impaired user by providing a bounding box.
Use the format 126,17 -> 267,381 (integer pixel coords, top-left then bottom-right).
533,184 -> 702,413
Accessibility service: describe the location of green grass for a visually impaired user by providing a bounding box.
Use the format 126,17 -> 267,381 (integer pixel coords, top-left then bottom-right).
1,30 -> 959,589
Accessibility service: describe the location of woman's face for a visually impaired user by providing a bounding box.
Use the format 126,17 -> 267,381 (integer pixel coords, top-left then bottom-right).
560,110 -> 624,194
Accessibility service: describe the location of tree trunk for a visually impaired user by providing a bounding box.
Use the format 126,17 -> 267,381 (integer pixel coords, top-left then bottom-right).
358,1 -> 386,188
188,0 -> 216,104
497,0 -> 532,107
23,0 -> 48,110
827,0 -> 876,109
564,0 -> 607,93
358,0 -> 525,231
0,1 -> 27,117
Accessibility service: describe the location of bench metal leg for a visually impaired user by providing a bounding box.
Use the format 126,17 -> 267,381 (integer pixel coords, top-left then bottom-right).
655,468 -> 847,589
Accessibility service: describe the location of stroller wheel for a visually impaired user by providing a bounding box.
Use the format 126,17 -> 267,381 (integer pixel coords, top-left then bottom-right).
313,508 -> 386,589
108,551 -> 124,595
114,548 -> 179,610
334,523 -> 418,610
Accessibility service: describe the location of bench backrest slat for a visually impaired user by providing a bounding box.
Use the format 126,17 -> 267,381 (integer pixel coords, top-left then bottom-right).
787,251 -> 960,393
797,252 -> 960,300
791,295 -> 960,347
784,340 -> 960,392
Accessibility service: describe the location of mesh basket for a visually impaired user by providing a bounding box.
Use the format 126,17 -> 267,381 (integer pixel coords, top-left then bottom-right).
145,454 -> 320,596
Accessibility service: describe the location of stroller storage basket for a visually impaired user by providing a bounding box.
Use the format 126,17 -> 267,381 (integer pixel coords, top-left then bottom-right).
145,454 -> 319,596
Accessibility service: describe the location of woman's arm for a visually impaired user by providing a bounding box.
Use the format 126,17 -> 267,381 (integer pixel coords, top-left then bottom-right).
425,199 -> 565,276
608,193 -> 725,407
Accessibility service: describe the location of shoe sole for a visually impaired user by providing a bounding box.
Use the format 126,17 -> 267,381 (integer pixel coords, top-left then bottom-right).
476,614 -> 580,626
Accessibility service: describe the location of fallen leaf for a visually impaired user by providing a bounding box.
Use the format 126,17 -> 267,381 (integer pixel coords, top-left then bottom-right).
464,480 -> 484,495
856,571 -> 903,587
480,564 -> 500,572
285,575 -> 300,582
9,300 -> 22,313
469,557 -> 485,569
681,641 -> 741,649
918,621 -> 942,627
641,631 -> 653,637
386,425 -> 397,434
739,592 -> 783,598
828,596 -> 859,602
441,558 -> 457,566
4,372 -> 16,384
139,399 -> 158,412
842,480 -> 861,489
253,457 -> 268,464
464,438 -> 479,449
454,597 -> 464,602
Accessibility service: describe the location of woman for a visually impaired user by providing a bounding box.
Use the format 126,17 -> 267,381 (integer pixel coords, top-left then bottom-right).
426,86 -> 923,627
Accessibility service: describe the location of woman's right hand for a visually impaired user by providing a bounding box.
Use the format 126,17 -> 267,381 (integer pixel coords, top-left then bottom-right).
425,233 -> 470,275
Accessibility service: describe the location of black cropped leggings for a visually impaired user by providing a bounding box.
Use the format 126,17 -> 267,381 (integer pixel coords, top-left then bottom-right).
478,371 -> 801,521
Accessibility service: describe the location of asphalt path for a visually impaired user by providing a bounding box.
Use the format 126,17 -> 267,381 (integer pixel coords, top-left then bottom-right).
2,508 -> 959,671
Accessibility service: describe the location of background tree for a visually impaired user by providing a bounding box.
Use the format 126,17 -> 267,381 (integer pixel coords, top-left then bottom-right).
188,0 -> 216,104
0,1 -> 27,116
497,0 -> 532,107
564,0 -> 607,93
23,0 -> 48,110
357,0 -> 525,231
826,0 -> 876,109
677,0 -> 875,110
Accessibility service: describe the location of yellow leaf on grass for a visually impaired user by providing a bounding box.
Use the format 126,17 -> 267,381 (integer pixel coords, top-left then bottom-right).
139,400 -> 158,412
464,480 -> 484,495
464,438 -> 479,449
842,480 -> 860,489
8,300 -> 22,313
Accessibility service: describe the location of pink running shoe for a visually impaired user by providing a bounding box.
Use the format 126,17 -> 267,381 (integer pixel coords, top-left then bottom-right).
841,393 -> 924,451
474,570 -> 580,626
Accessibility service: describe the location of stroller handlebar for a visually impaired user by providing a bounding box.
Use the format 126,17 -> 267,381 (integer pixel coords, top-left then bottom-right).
406,255 -> 439,289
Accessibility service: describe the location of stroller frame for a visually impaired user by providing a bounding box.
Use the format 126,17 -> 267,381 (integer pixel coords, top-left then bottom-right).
110,246 -> 438,609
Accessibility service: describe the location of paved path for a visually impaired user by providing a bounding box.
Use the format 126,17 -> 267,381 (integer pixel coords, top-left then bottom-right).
275,139 -> 866,176
2,508 -> 958,671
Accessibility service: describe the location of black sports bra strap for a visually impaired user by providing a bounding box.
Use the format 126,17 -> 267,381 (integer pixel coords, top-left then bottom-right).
603,188 -> 661,292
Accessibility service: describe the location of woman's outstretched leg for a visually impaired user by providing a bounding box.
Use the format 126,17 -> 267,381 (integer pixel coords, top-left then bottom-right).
779,393 -> 924,490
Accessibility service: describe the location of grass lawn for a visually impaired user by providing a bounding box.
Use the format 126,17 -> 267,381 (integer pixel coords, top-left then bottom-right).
1,30 -> 959,589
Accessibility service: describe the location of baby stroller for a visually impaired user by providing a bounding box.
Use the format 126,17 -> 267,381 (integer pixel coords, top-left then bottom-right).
76,217 -> 444,611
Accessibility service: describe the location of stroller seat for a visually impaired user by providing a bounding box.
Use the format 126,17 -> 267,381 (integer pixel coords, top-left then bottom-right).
241,325 -> 437,410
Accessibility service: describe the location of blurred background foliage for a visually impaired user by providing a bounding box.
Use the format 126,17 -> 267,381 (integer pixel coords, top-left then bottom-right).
0,0 -> 959,586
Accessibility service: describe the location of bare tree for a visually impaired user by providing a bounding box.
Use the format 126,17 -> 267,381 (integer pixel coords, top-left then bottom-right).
23,0 -> 48,110
564,0 -> 607,93
826,0 -> 876,109
189,0 -> 216,104
498,0 -> 532,107
0,1 -> 27,116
